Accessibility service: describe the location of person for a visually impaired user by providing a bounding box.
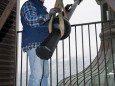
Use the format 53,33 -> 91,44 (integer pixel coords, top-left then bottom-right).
20,0 -> 60,86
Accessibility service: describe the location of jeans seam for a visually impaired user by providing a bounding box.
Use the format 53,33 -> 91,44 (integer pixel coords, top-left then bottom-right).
32,49 -> 36,86
40,60 -> 44,86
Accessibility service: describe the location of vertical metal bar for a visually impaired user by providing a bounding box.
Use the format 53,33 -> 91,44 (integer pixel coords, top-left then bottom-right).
15,32 -> 18,86
62,40 -> 65,86
95,23 -> 101,86
50,58 -> 52,86
109,21 -> 115,81
56,47 -> 59,85
20,49 -> 23,86
87,24 -> 93,86
15,0 -> 20,85
101,22 -> 108,86
75,26 -> 78,86
26,54 -> 28,86
69,36 -> 72,86
81,25 -> 85,86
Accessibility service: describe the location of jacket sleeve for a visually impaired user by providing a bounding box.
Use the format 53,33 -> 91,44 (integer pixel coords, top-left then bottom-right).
21,1 -> 49,28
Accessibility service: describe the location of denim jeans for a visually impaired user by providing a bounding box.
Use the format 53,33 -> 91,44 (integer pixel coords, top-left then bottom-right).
27,48 -> 49,86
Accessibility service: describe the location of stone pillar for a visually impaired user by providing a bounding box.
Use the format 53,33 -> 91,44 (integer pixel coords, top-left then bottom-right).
96,0 -> 115,85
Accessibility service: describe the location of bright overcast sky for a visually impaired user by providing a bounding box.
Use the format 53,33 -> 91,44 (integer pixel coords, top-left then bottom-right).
20,0 -> 101,25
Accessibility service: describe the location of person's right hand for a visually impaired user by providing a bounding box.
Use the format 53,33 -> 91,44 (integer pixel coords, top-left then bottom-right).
49,8 -> 60,18
78,0 -> 83,5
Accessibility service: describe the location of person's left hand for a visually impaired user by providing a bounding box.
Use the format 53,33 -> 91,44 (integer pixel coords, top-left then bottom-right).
49,8 -> 60,17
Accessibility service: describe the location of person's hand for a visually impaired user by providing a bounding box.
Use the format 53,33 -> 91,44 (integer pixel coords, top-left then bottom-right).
78,0 -> 83,5
49,8 -> 60,18
65,4 -> 72,12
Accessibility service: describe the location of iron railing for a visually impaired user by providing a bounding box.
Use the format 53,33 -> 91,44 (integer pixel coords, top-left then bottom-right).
16,20 -> 115,86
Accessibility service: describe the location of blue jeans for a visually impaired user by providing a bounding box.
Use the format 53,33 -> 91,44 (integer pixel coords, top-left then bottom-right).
27,48 -> 49,86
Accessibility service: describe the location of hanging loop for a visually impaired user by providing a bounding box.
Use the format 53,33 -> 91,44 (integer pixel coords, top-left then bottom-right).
48,0 -> 67,37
